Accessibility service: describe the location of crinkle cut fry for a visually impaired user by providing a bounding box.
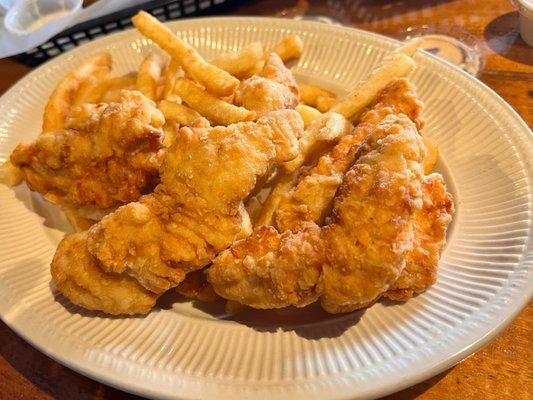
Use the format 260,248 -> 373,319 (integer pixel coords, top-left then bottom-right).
51,110 -> 303,314
208,113 -> 453,313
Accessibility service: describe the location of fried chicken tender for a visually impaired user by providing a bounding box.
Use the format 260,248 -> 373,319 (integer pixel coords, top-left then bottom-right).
275,78 -> 424,231
209,113 -> 452,313
51,110 -> 303,314
211,224 -> 324,308
234,53 -> 299,118
11,90 -> 165,209
51,232 -> 157,315
384,173 -> 453,300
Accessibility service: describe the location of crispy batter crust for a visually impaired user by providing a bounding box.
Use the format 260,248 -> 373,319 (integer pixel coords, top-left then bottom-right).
11,90 -> 165,209
235,53 -> 299,118
51,233 -> 157,315
275,78 -> 424,231
209,113 -> 452,313
51,110 -> 303,314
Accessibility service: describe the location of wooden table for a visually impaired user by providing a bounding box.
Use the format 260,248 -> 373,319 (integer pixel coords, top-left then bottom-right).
0,1 -> 531,398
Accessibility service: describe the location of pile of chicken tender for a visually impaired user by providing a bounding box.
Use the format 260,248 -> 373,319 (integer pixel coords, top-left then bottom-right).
1,11 -> 453,316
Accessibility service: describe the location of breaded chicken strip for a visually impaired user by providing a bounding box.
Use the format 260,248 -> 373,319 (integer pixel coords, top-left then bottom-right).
275,78 -> 424,231
11,90 -> 164,209
384,174 -> 453,300
211,224 -> 324,308
51,110 -> 303,314
51,232 -> 157,314
271,79 -> 451,301
209,114 -> 452,313
234,53 -> 299,118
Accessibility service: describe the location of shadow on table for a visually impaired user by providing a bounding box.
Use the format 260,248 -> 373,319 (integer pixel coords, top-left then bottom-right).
484,11 -> 533,66
0,321 -> 144,399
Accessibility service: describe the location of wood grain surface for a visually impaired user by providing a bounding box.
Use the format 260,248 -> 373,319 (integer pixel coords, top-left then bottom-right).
0,0 -> 531,399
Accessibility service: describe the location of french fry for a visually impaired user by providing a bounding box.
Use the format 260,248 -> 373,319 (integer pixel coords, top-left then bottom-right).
72,64 -> 111,107
63,206 -> 96,232
268,34 -> 303,62
173,78 -> 255,126
43,52 -> 112,132
253,171 -> 298,227
107,72 -> 137,91
0,161 -> 23,187
212,42 -> 264,79
299,84 -> 336,107
136,52 -> 165,101
100,72 -> 137,103
244,195 -> 264,223
283,112 -> 353,173
159,100 -> 203,126
162,120 -> 180,148
295,104 -> 322,128
315,96 -> 337,112
331,53 -> 415,119
160,59 -> 184,100
132,11 -> 239,96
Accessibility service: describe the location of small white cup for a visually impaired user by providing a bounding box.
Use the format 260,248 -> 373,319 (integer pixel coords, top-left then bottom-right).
4,0 -> 82,35
516,0 -> 533,46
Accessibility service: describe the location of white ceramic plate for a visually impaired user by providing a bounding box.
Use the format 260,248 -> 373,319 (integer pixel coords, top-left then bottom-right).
0,17 -> 532,400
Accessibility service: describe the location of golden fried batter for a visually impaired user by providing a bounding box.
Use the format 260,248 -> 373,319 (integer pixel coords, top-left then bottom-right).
51,110 -> 303,314
211,224 -> 324,309
234,53 -> 299,118
11,90 -> 165,209
51,233 -> 157,315
209,113 -> 452,313
275,78 -> 424,231
176,269 -> 221,302
384,173 -> 453,300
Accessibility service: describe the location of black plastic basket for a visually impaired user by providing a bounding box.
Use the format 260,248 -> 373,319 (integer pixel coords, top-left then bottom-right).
12,0 -> 245,67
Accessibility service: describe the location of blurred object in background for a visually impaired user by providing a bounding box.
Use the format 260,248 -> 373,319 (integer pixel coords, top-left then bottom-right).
4,0 -> 82,35
0,0 -> 148,59
515,0 -> 533,46
403,26 -> 482,76
276,0 -> 484,75
3,0 -> 246,65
